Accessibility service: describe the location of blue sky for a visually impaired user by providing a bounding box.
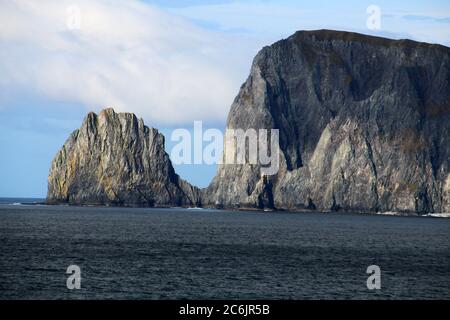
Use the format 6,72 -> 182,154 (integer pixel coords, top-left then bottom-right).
0,0 -> 449,198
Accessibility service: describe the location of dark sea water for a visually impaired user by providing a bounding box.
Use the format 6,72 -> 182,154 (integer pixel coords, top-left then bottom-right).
0,198 -> 449,300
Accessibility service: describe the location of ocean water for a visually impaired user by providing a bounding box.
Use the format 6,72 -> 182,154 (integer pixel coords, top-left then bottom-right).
0,199 -> 449,300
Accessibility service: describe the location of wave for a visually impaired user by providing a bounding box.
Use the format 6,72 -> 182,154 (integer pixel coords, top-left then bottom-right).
376,211 -> 450,218
9,201 -> 47,206
425,213 -> 450,218
375,211 -> 399,216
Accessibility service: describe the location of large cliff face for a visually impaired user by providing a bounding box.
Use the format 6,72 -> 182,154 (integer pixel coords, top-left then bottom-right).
47,108 -> 200,207
205,30 -> 450,213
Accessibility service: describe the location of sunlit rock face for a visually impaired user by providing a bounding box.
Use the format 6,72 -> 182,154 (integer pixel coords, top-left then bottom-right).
204,30 -> 450,213
47,108 -> 200,207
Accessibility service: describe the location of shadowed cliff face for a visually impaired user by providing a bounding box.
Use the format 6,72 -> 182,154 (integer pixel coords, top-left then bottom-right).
47,108 -> 200,207
204,30 -> 450,213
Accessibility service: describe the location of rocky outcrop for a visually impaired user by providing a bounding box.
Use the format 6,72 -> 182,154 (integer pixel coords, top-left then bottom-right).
47,30 -> 449,214
204,30 -> 450,214
47,108 -> 200,207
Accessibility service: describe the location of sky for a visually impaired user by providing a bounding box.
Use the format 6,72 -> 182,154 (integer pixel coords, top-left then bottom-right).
0,0 -> 449,198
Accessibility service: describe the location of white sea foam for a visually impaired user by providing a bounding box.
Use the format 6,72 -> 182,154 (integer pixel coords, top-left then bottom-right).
375,211 -> 399,216
375,210 -> 450,218
425,213 -> 450,218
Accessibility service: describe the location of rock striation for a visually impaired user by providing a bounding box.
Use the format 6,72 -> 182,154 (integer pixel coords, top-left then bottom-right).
47,108 -> 200,207
204,30 -> 450,214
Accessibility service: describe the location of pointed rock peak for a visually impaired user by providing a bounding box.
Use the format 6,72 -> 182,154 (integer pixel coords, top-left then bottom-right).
98,107 -> 118,122
81,111 -> 98,133
47,107 -> 200,207
84,111 -> 97,122
97,107 -> 141,124
99,107 -> 117,116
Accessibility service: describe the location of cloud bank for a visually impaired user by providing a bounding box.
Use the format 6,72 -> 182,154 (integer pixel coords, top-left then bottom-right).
0,0 -> 259,125
1,0 -> 449,126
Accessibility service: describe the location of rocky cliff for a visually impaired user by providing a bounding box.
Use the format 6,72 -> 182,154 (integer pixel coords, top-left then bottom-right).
47,108 -> 200,207
47,30 -> 449,214
204,30 -> 450,214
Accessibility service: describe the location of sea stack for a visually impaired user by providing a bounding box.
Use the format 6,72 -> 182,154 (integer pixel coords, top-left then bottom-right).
47,108 -> 200,207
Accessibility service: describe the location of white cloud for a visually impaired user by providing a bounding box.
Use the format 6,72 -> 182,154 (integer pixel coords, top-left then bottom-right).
0,0 -> 260,125
1,0 -> 448,127
170,1 -> 450,46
